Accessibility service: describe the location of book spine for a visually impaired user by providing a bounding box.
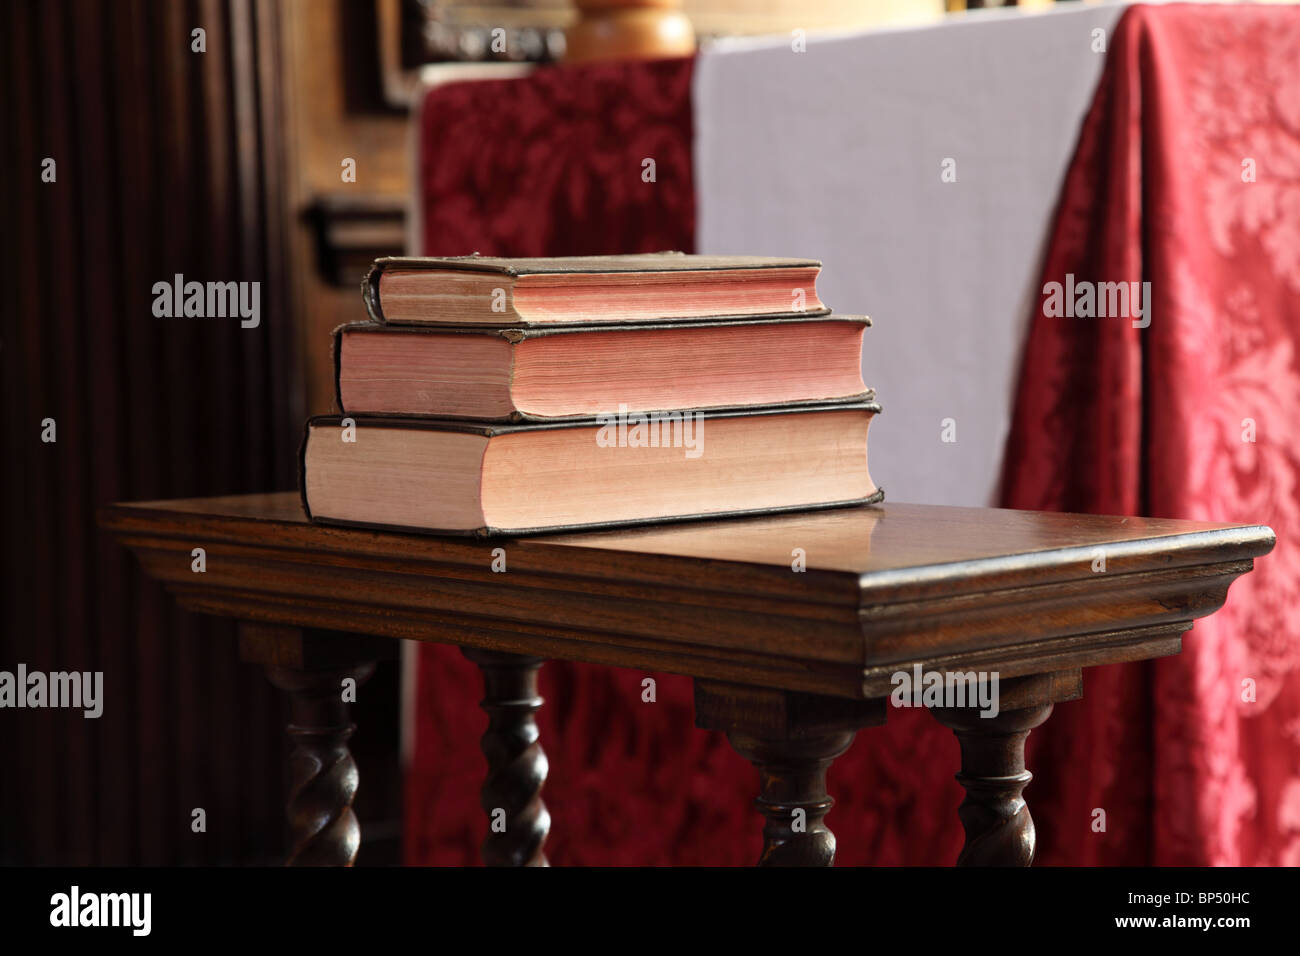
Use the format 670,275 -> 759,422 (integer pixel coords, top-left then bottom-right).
360,260 -> 386,324
331,323 -> 346,414
297,417 -> 313,522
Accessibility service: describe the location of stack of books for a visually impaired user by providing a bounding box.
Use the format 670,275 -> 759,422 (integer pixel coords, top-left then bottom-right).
299,252 -> 882,536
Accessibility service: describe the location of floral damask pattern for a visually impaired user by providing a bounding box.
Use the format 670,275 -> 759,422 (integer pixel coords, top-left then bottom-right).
418,57 -> 697,258
1004,4 -> 1300,865
1188,15 -> 1300,293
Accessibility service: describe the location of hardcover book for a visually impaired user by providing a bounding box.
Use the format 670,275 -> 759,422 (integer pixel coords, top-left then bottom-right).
300,402 -> 883,536
362,252 -> 828,327
333,315 -> 871,421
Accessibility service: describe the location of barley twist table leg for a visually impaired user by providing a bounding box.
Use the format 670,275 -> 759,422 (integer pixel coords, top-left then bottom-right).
462,649 -> 550,867
727,730 -> 856,867
930,701 -> 1054,866
265,661 -> 376,866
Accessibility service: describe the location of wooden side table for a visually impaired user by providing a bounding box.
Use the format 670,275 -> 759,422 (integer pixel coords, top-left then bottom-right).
100,494 -> 1273,867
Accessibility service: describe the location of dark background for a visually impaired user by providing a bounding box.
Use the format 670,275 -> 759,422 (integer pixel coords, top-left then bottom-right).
0,0 -> 405,866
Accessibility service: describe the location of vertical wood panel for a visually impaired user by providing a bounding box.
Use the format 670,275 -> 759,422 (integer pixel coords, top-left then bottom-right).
62,0 -> 111,864
0,0 -> 298,865
97,0 -> 152,865
1,0 -> 58,865
35,0 -> 78,863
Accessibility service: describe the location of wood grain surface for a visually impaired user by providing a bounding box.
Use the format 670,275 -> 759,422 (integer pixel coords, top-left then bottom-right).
101,493 -> 1274,699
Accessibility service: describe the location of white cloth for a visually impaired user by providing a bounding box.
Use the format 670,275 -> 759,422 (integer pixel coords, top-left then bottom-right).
695,3 -> 1126,506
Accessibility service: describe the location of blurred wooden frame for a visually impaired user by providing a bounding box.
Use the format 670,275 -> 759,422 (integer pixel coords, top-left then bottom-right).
374,0 -> 968,106
375,0 -> 564,107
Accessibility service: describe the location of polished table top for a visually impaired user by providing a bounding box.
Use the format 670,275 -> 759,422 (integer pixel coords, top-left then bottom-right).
101,493 -> 1274,699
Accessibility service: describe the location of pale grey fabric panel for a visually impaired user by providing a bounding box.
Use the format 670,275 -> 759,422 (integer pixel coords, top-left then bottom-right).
695,3 -> 1126,506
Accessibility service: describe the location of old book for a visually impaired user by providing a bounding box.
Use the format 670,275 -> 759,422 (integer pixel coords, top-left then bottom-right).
300,403 -> 882,536
362,253 -> 828,326
334,316 -> 871,420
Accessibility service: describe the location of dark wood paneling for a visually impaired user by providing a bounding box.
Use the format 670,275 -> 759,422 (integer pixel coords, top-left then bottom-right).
0,0 -> 305,864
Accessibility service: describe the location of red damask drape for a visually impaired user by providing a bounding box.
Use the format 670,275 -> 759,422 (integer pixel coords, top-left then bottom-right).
407,2 -> 1300,865
1002,3 -> 1300,866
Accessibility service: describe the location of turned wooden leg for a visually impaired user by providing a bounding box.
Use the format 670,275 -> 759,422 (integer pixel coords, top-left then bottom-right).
930,703 -> 1051,866
727,730 -> 855,866
265,661 -> 375,866
462,648 -> 550,867
694,679 -> 885,867
238,624 -> 393,867
929,672 -> 1076,867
